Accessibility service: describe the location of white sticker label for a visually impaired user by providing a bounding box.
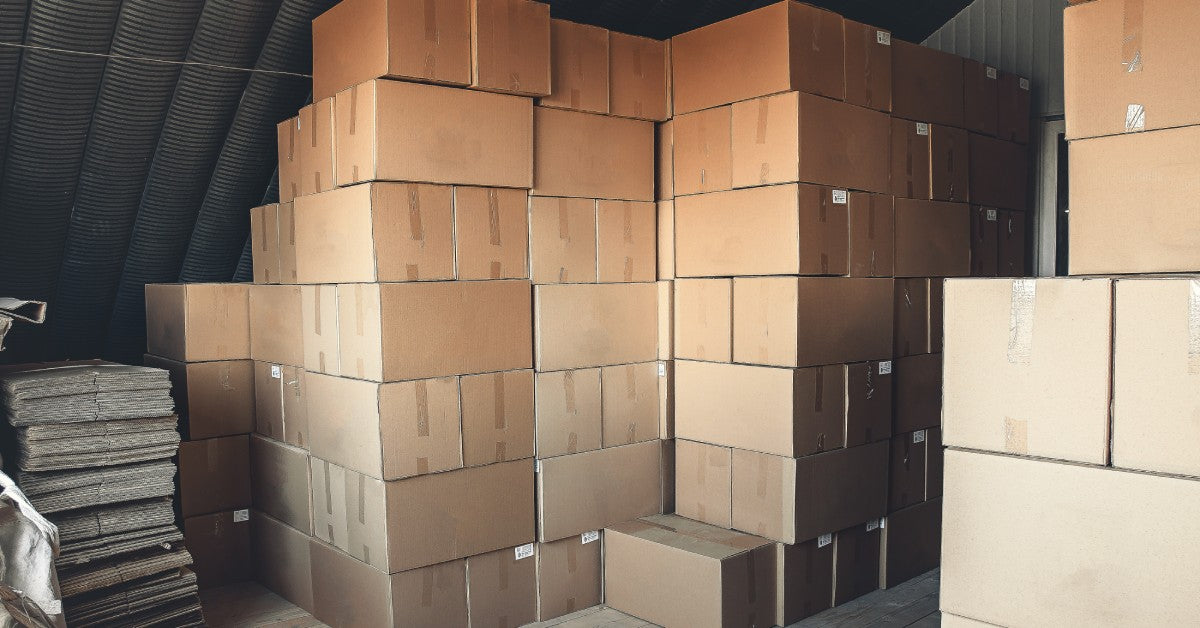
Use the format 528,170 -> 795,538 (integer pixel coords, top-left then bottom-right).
878,361 -> 892,375
270,365 -> 282,379
658,362 -> 667,377
915,122 -> 929,136
880,518 -> 887,529
233,509 -> 250,523
581,530 -> 600,545
866,519 -> 881,532
913,430 -> 927,444
986,209 -> 998,221
986,66 -> 998,80
535,459 -> 542,473
817,533 -> 832,548
514,543 -> 534,560
1020,77 -> 1030,90
831,190 -> 848,204
876,30 -> 891,46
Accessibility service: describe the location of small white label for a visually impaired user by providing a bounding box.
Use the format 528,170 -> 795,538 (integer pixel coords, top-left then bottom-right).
581,530 -> 600,545
986,209 -> 998,221
876,30 -> 891,46
831,189 -> 848,204
514,543 -> 534,560
915,122 -> 930,136
817,533 -> 832,548
233,509 -> 250,523
658,362 -> 667,377
913,430 -> 927,444
866,519 -> 880,532
880,518 -> 887,529
986,66 -> 998,80
878,361 -> 893,375
270,365 -> 281,379
1019,77 -> 1030,90
535,459 -> 542,473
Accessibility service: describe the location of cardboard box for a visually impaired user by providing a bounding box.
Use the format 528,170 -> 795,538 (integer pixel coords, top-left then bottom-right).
671,105 -> 731,197
968,134 -> 1026,211
890,118 -> 930,199
277,201 -> 298,284
533,283 -> 658,371
277,118 -> 300,203
454,186 -> 530,280
183,510 -> 252,589
997,71 -> 1031,144
249,434 -> 312,534
657,200 -> 674,279
661,437 -> 676,515
927,427 -> 944,499
252,511 -> 314,613
298,98 -> 336,196
252,362 -> 308,449
536,606 -> 657,627
962,59 -> 998,137
675,361 -> 845,458
301,284 -> 339,376
832,520 -> 881,605
335,79 -> 533,188
670,1 -> 845,115
730,91 -> 890,194
604,514 -> 776,628
880,497 -> 941,589
1069,126 -> 1200,274
732,277 -> 893,367
528,197 -> 597,284
461,369 -> 535,467
145,283 -> 249,362
943,278 -> 1113,463
466,544 -> 538,627
657,281 -> 673,361
310,540 -> 468,628
941,614 -> 1000,628
311,0 -> 471,101
248,284 -> 302,367
249,203 -> 280,284
338,280 -> 532,382
540,19 -> 609,114
610,32 -> 670,121
929,124 -> 970,202
893,198 -> 970,278
674,184 -> 851,277
311,457 -> 534,573
536,532 -> 602,621
893,353 -> 942,434
776,539 -> 834,625
597,200 -> 657,283
931,279 -> 944,354
888,430 -> 928,513
143,356 -> 253,440
178,435 -> 251,518
892,39 -> 964,127
731,441 -> 888,544
471,0 -> 551,96
674,439 -> 732,528
893,278 -> 932,357
997,208 -> 1027,277
532,107 -> 654,201
600,362 -> 660,447
536,440 -> 662,542
656,120 -> 674,201
848,192 -> 894,277
845,360 -> 893,448
941,449 -> 1200,626
673,279 -> 731,363
970,207 -> 1000,277
843,19 -> 892,113
535,368 -> 602,459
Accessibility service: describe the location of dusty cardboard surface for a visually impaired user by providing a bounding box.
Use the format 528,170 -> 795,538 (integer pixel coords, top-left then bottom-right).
535,368 -> 603,459
533,106 -> 654,201
471,0 -> 551,96
249,434 -> 312,534
540,19 -> 609,114
536,532 -> 602,621
892,39 -> 964,127
534,283 -> 658,372
183,510 -> 252,589
610,32 -> 670,121
674,439 -> 732,528
144,283 -> 249,363
537,440 -> 662,542
251,511 -> 314,613
143,356 -> 253,440
843,19 -> 892,113
672,279 -> 731,362
461,369 -> 536,467
178,435 -> 251,518
466,544 -> 538,627
248,284 -> 303,368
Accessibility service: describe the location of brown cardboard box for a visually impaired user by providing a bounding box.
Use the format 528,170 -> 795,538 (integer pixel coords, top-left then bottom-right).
310,540 -> 468,628
540,19 -> 609,113
597,200 -> 657,283
528,197 -> 597,284
930,279 -> 944,354
656,121 -> 674,201
943,278 -> 1113,463
941,450 -> 1200,626
848,192 -> 894,277
674,184 -> 851,277
776,539 -> 834,625
1063,0 -> 1200,140
249,434 -> 312,534
454,186 -> 530,280
533,283 -> 658,371
249,203 -> 280,284
962,59 -> 999,136
1069,127 -> 1200,274
927,427 -> 944,499
673,278 -> 731,363
889,118 -> 930,199
893,278 -> 931,357
277,118 -> 300,203
178,435 -> 251,518
732,277 -> 893,367
674,439 -> 732,528
610,32 -> 670,121
298,98 -> 336,196
535,368 -> 602,459
277,201 -> 298,284
537,440 -> 662,542
893,353 -> 942,434
671,105 -> 731,197
145,283 -> 249,362
311,0 -> 471,101
248,284 -> 302,367
968,133 -> 1026,211
658,357 -> 674,439
143,356 -> 253,439
888,430 -> 928,513
536,532 -> 602,621
461,370 -> 535,467
184,510 -> 252,589
335,79 -> 533,189
301,284 -> 338,376
832,520 -> 882,605
880,497 -> 941,589
307,373 -> 463,481
997,209 -> 1027,277
532,107 -> 654,201
657,200 -> 675,280
311,457 -> 534,573
293,183 -> 455,284
892,39 -> 964,127
970,206 -> 1000,277
675,361 -> 845,458
845,360 -> 893,448
893,198 -> 970,278
657,281 -> 673,361
600,362 -> 660,447
929,124 -> 970,202
670,1 -> 845,115
252,362 -> 308,448
471,0 -> 551,97
338,280 -> 532,382
252,511 -> 314,613
843,19 -> 892,113
466,544 -> 538,627
731,441 -> 888,544
997,71 -> 1031,144
604,514 -> 776,628
730,91 -> 890,194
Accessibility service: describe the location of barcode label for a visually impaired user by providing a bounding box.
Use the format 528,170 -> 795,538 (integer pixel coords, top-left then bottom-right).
832,190 -> 848,204
515,543 -> 534,560
866,519 -> 881,532
879,361 -> 893,375
915,122 -> 930,136
1020,78 -> 1030,90
913,430 -> 927,444
658,362 -> 667,377
817,533 -> 832,548
987,209 -> 998,221
876,31 -> 891,46
270,365 -> 281,379
581,530 -> 600,545
233,509 -> 249,523
986,66 -> 998,79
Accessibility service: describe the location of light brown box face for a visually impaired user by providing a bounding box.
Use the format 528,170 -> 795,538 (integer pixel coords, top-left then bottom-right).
596,200 -> 656,283
929,124 -> 970,203
962,59 -> 999,136
277,118 -> 300,203
656,200 -> 674,279
970,206 -> 1000,277
248,284 -> 303,367
252,512 -> 314,613
540,19 -> 609,113
880,497 -> 941,589
528,197 -> 598,285
253,361 -> 284,443
536,533 -> 602,621
466,545 -> 538,627
968,133 -> 1027,211
889,118 -> 930,199
891,39 -> 964,128
600,362 -> 660,447
776,539 -> 834,625
454,186 -> 529,280
471,0 -> 551,96
277,201 -> 298,284
311,0 -> 472,101
335,80 -> 533,188
610,32 -> 669,121
535,369 -> 602,459
533,283 -> 658,372
299,99 -> 336,196
279,365 -> 309,449
843,19 -> 892,113
847,192 -> 894,278
460,369 -> 535,467
178,435 -> 252,518
537,440 -> 662,542
184,511 -> 253,589
893,278 -> 931,357
250,203 -> 280,284
656,120 -> 674,201
533,107 -> 654,201
673,279 -> 731,363
943,278 -> 1113,464
250,434 -> 312,534
671,105 -> 732,197
145,283 -> 250,362
893,198 -> 970,278
301,285 -> 339,376
844,360 -> 893,448
657,280 -> 673,361
673,439 -> 732,528
143,356 -> 254,440
996,71 -> 1030,144
832,522 -> 881,605
888,430 -> 928,513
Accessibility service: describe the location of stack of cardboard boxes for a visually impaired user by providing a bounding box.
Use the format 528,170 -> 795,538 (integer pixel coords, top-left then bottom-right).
940,1 -> 1200,625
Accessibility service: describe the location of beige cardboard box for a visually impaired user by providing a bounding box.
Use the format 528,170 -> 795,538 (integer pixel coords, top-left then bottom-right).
845,360 -> 893,448
460,369 -> 535,468
940,613 -> 998,627
536,532 -> 602,621
466,544 -> 538,627
671,105 -> 732,197
540,19 -> 609,114
848,192 -> 894,278
184,510 -> 253,589
843,19 -> 892,113
893,353 -> 942,434
893,198 -> 970,278
943,278 -> 1112,464
252,361 -> 308,449
537,440 -> 663,542
249,203 -> 280,284
776,539 -> 834,625
145,283 -> 249,362
252,511 -> 314,613
248,284 -> 303,367
892,39 -> 964,128
297,98 -> 336,196
657,281 -> 673,361
533,107 -> 654,201
178,435 -> 251,518
454,186 -> 530,280
277,201 -> 298,284
471,0 -> 551,97
610,32 -> 670,121
832,520 -> 882,605
674,439 -> 732,528
535,368 -> 602,459
300,285 -> 338,376
657,120 -> 674,201
673,279 -> 731,363
533,283 -> 658,371
657,200 -> 674,279
249,434 -> 312,534
277,117 -> 300,203
596,200 -> 657,283
528,197 -> 598,285
880,497 -> 941,589
143,356 -> 253,440
600,362 -> 660,447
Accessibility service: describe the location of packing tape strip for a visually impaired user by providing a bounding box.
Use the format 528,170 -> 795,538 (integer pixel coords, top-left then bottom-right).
423,0 -> 438,42
1007,279 -> 1036,365
563,370 -> 577,413
493,372 -> 507,429
415,380 -> 431,437
488,189 -> 503,246
1188,280 -> 1200,375
1122,0 -> 1144,73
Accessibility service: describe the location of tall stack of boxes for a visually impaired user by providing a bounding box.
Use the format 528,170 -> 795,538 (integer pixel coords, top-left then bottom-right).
940,1 -> 1200,625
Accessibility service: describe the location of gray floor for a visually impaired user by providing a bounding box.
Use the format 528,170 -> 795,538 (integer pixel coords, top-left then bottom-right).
791,569 -> 940,628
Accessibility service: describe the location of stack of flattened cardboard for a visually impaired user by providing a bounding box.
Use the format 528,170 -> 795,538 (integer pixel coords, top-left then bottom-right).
0,362 -> 203,627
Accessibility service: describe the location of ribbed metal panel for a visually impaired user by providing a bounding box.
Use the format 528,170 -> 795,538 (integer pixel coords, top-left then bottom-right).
924,0 -> 1067,118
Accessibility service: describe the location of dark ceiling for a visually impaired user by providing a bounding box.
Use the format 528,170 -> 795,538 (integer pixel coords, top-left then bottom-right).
0,0 -> 970,365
